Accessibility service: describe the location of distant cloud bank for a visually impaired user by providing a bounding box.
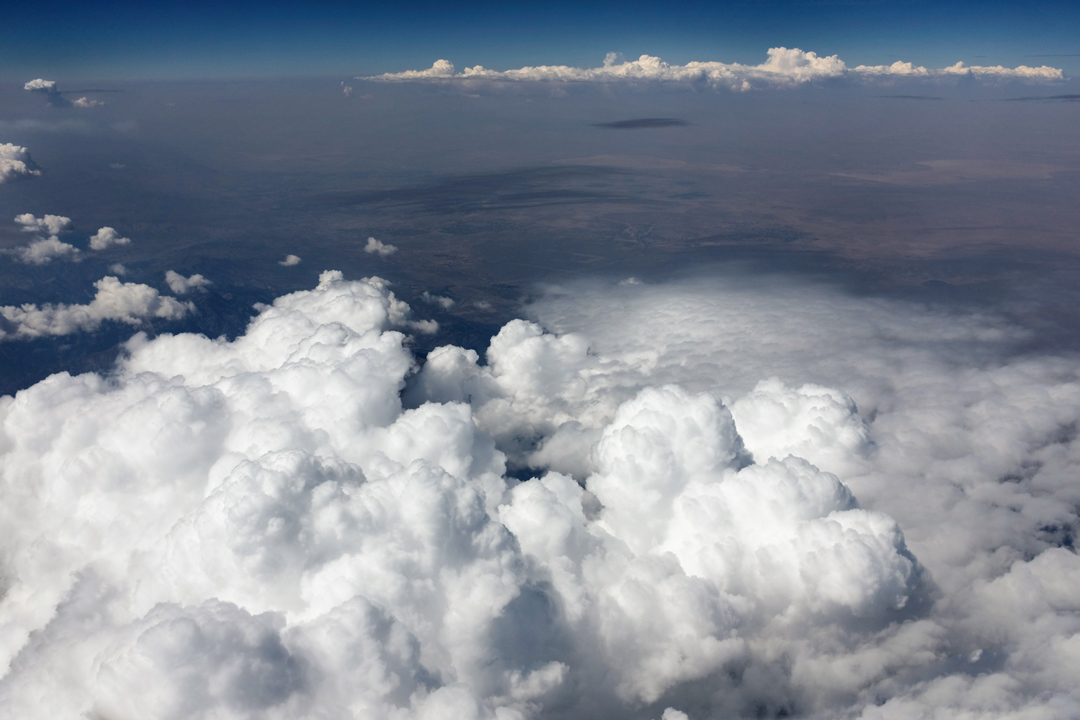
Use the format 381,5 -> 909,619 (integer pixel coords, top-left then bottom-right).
367,48 -> 1065,90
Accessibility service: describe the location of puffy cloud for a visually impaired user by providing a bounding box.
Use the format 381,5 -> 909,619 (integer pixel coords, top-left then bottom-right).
0,275 -> 193,340
0,144 -> 41,183
279,254 -> 302,266
165,270 -> 211,294
14,213 -> 72,236
10,236 -> 81,265
109,263 -> 127,275
369,48 -> 1064,90
89,226 -> 131,250
71,97 -> 103,108
0,272 -> 1077,719
22,79 -> 56,92
364,236 -> 398,256
7,214 -> 79,264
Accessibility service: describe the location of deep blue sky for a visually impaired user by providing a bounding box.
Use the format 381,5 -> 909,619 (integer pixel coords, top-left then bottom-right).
4,1 -> 1079,81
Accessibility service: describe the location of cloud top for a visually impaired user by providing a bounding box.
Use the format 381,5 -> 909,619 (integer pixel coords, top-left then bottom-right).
0,276 -> 193,340
0,144 -> 41,183
364,236 -> 397,256
368,47 -> 1065,90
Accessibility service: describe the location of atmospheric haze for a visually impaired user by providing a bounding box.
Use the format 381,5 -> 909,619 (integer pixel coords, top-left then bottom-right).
1,41 -> 1080,720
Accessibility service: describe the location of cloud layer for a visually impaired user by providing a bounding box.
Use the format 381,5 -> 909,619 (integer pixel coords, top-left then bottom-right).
0,272 -> 1075,718
369,48 -> 1065,90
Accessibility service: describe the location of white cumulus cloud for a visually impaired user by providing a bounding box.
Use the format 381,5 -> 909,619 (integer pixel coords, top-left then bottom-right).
0,144 -> 41,183
364,236 -> 397,256
71,97 -> 104,108
11,236 -> 81,265
279,254 -> 301,266
369,48 -> 1064,90
0,272 -> 1077,719
164,270 -> 211,294
22,79 -> 56,92
0,275 -> 193,340
14,213 -> 72,236
421,291 -> 455,309
88,226 -> 131,250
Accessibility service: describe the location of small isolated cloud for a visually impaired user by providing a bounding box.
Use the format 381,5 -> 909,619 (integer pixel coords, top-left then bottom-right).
279,254 -> 301,266
88,227 -> 131,251
341,83 -> 353,97
165,270 -> 211,294
109,263 -> 127,275
14,213 -> 72,236
0,276 -> 193,340
8,213 -> 79,264
24,79 -> 104,108
0,143 -> 41,183
13,236 -> 81,265
420,291 -> 455,309
369,48 -> 1065,90
364,236 -> 397,256
23,79 -> 56,93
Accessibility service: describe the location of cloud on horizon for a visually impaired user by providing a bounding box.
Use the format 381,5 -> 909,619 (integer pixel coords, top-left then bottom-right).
368,48 -> 1065,90
0,272 -> 1076,718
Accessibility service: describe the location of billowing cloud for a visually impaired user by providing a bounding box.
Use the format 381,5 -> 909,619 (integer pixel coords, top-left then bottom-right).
0,275 -> 193,340
11,236 -> 81,265
22,79 -> 56,92
88,226 -> 131,250
23,79 -> 102,108
165,270 -> 212,294
279,254 -> 302,266
364,236 -> 398,256
14,213 -> 72,236
369,48 -> 1065,90
1,272 -> 1076,717
7,214 -> 79,264
0,144 -> 41,183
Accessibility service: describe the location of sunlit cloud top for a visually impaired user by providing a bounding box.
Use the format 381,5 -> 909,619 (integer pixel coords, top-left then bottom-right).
367,47 -> 1065,90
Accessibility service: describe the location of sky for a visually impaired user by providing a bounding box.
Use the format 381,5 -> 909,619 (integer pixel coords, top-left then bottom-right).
2,3 -> 1080,720
4,0 -> 1080,80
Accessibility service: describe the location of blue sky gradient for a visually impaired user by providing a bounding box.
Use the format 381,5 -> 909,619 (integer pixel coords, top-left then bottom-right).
5,0 -> 1079,81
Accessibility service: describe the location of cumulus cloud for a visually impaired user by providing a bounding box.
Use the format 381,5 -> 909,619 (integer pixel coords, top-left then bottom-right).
22,79 -> 56,92
164,270 -> 211,294
0,144 -> 41,183
421,291 -> 455,309
0,275 -> 193,340
0,272 -> 1077,719
369,48 -> 1064,90
88,226 -> 131,250
364,236 -> 398,256
14,213 -> 72,236
279,254 -> 301,266
23,79 -> 103,108
109,263 -> 127,275
11,236 -> 81,265
7,214 -> 80,264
